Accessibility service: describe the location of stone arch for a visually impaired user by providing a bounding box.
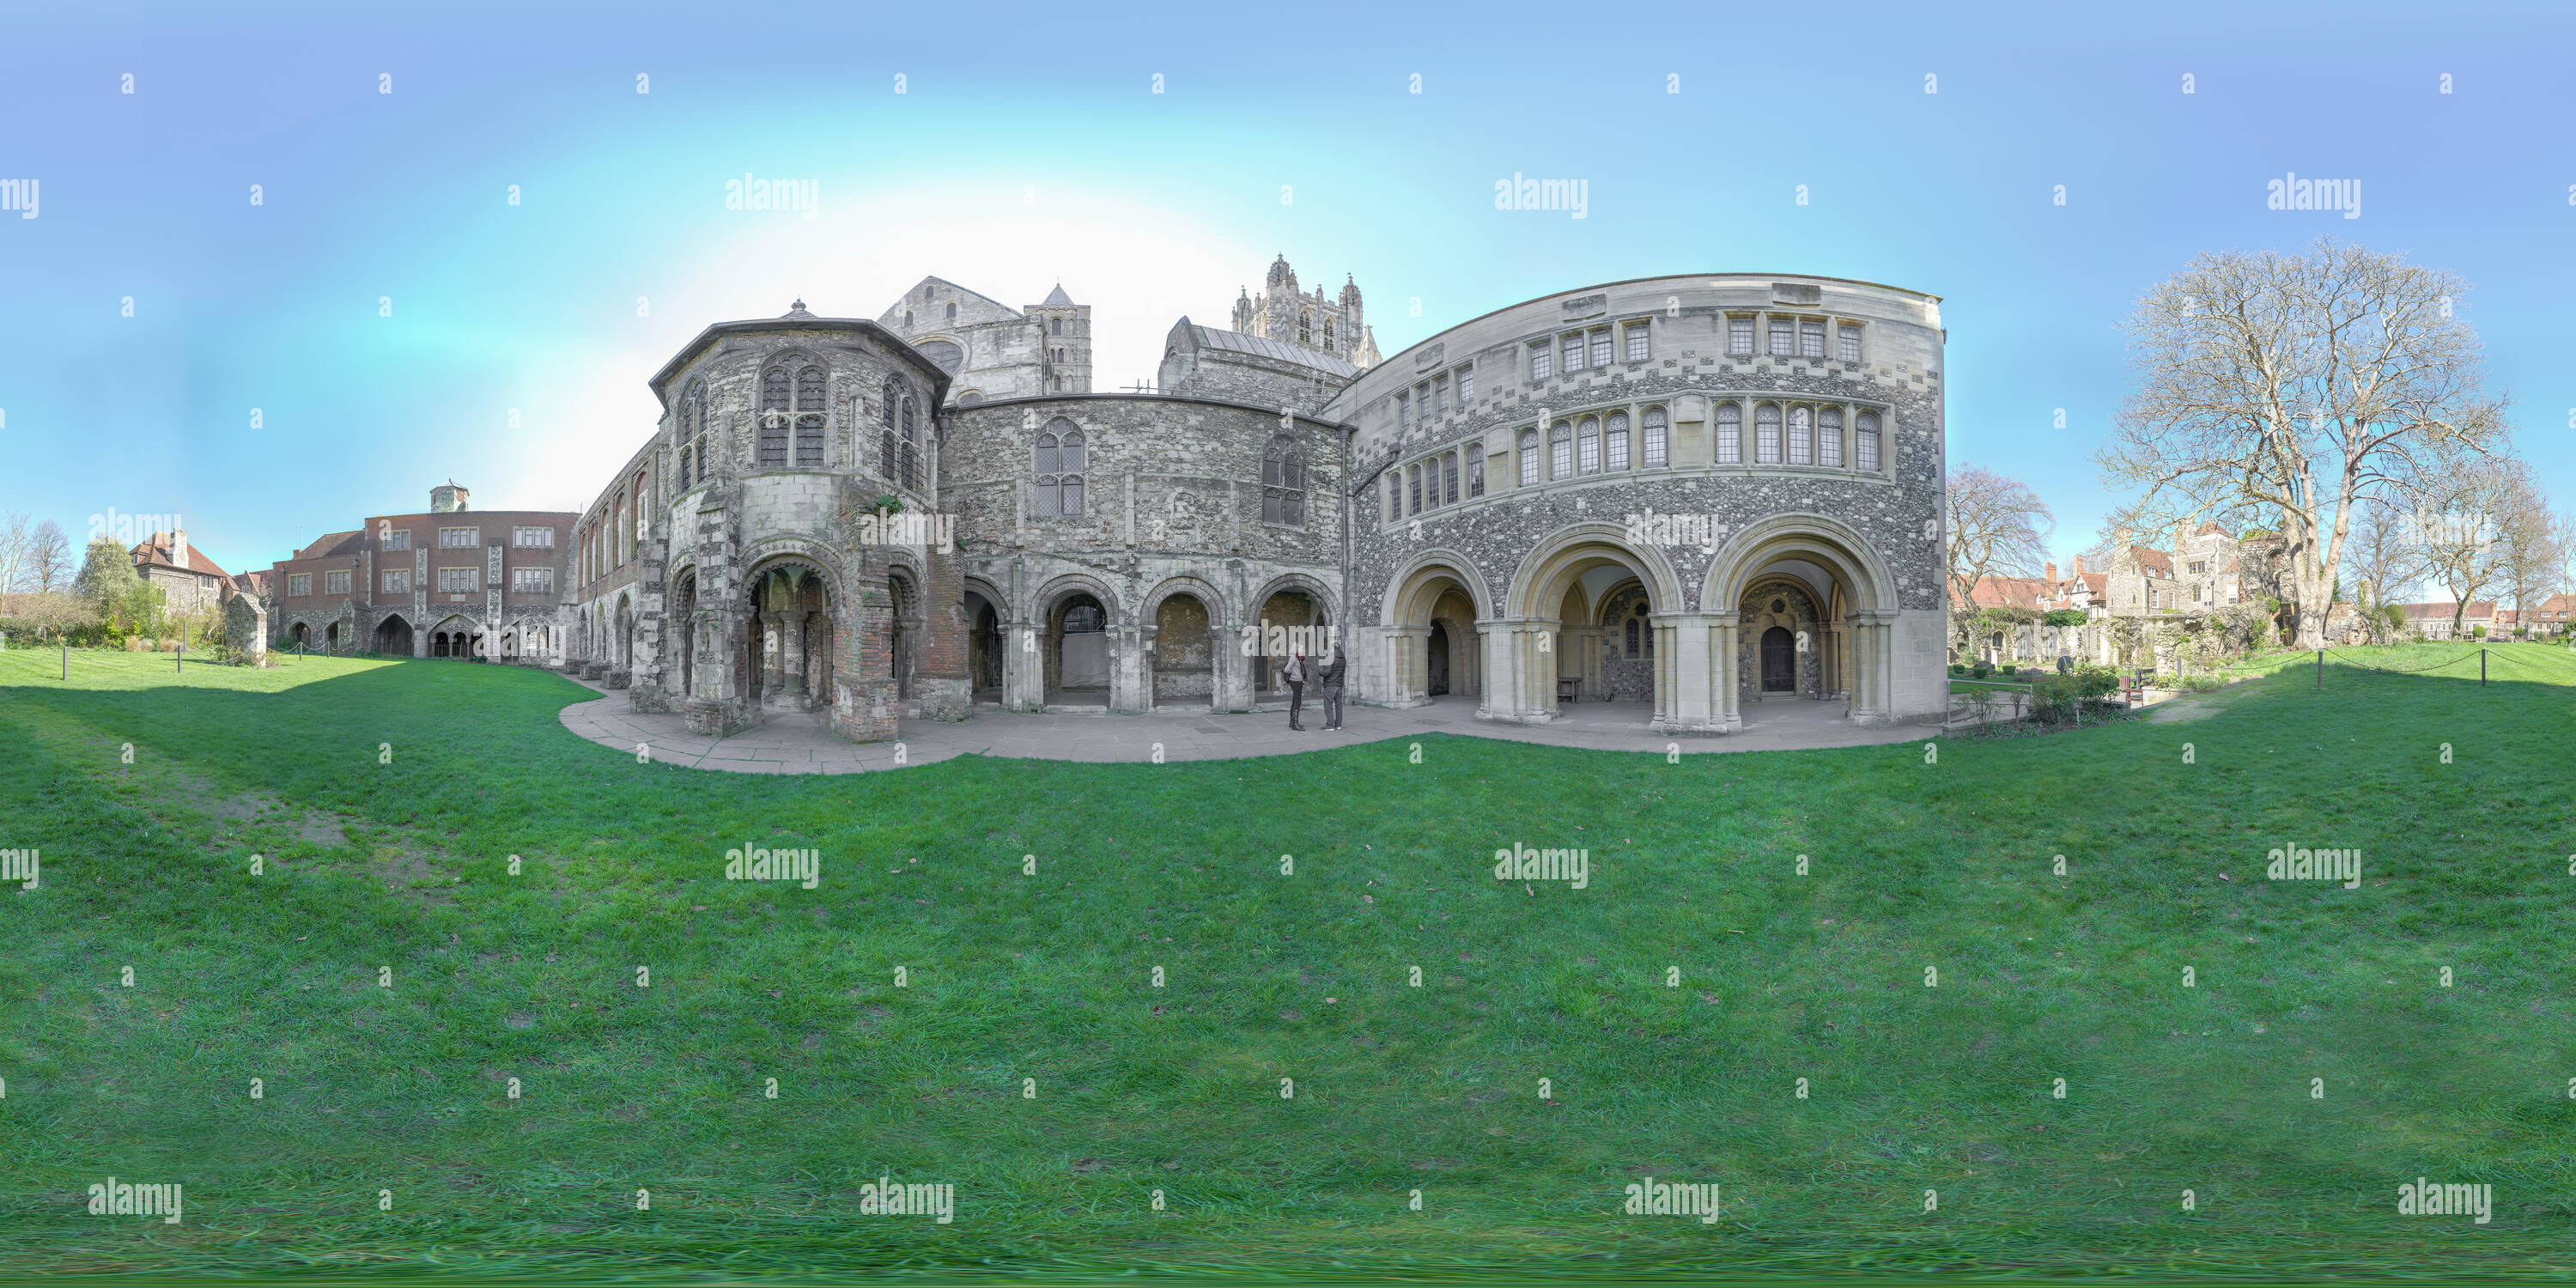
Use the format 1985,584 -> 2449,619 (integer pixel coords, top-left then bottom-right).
374,613 -> 413,657
1379,550 -> 1494,708
1141,575 -> 1225,711
1505,522 -> 1688,620
1700,513 -> 1897,616
742,555 -> 838,717
1249,573 -> 1334,699
1702,513 -> 1903,720
1493,522 -> 1686,721
1034,574 -> 1121,702
963,574 -> 1007,697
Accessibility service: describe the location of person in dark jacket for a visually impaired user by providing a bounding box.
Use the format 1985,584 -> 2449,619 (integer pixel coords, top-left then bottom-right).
1282,651 -> 1308,731
1316,646 -> 1346,731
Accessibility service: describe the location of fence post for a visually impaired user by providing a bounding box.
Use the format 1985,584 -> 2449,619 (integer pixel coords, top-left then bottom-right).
62,642 -> 70,680
2315,648 -> 2323,689
2481,648 -> 2487,686
177,641 -> 185,673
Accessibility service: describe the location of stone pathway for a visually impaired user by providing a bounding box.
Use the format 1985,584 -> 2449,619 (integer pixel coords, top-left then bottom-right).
554,678 -> 1925,775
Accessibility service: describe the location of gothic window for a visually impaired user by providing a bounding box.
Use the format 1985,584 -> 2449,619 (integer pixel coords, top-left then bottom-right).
1036,418 -> 1084,516
1643,406 -> 1668,467
1550,422 -> 1572,479
900,398 -> 920,489
1298,310 -> 1312,345
1605,411 -> 1631,471
1467,442 -> 1485,497
880,378 -> 901,481
1051,317 -> 1062,335
1387,472 -> 1401,521
1262,435 -> 1305,526
1577,416 -> 1601,474
1819,407 -> 1844,467
677,404 -> 695,488
1716,403 -> 1742,464
1756,404 -> 1782,464
1518,428 -> 1540,484
1442,452 -> 1459,505
759,367 -> 791,465
1789,405 -> 1814,465
1408,464 -> 1422,514
1857,410 -> 1882,471
1625,616 -> 1639,657
794,366 -> 825,467
1323,317 -> 1336,353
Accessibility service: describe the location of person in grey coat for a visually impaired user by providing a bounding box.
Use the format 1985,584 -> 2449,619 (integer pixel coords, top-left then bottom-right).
1316,646 -> 1346,731
1282,651 -> 1308,730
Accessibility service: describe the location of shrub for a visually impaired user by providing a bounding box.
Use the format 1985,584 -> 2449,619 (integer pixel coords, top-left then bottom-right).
2001,664 -> 2018,675
2472,625 -> 2487,639
2181,673 -> 2225,694
1970,661 -> 1992,679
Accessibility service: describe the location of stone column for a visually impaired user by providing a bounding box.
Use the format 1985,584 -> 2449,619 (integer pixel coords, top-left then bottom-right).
1651,613 -> 1718,733
1004,615 -> 1043,712
1385,625 -> 1430,707
1712,611 -> 1741,731
781,610 -> 808,699
759,613 -> 783,703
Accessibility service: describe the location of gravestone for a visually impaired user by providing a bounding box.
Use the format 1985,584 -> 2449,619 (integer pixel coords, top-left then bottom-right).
224,595 -> 270,666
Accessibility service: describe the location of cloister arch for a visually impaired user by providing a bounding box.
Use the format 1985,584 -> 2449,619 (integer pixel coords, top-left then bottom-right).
1380,550 -> 1492,709
1491,523 -> 1687,725
1699,513 -> 1905,726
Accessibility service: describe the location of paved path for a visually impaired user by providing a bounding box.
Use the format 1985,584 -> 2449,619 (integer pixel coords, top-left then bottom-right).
555,678 -> 1926,775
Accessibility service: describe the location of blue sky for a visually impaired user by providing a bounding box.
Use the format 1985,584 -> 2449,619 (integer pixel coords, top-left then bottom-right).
3,0 -> 2570,577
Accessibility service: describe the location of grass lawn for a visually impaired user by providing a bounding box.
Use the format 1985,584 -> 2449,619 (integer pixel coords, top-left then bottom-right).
2,641 -> 2572,1279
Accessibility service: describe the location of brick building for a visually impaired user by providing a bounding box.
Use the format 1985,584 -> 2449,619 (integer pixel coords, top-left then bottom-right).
264,483 -> 576,660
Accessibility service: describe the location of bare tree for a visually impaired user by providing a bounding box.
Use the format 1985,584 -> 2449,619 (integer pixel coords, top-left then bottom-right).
0,510 -> 27,593
27,520 -> 71,592
2411,456 -> 2522,636
2100,238 -> 2509,647
1945,465 -> 2055,645
2340,496 -> 2419,635
2493,469 -> 2559,636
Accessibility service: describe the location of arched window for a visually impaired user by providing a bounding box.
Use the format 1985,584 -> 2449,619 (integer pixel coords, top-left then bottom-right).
1856,410 -> 1882,471
1407,463 -> 1422,514
880,379 -> 902,481
1605,411 -> 1631,471
945,301 -> 957,321
794,366 -> 825,467
677,402 -> 695,489
692,392 -> 708,484
1577,416 -> 1601,475
1050,317 -> 1062,336
1625,616 -> 1639,657
899,398 -> 919,489
1518,428 -> 1540,484
1298,310 -> 1312,345
1643,406 -> 1668,467
1716,403 -> 1742,464
1387,471 -> 1401,521
1323,317 -> 1337,354
1262,435 -> 1306,526
1819,407 -> 1844,467
758,367 -> 791,465
1036,418 -> 1084,516
1442,452 -> 1459,505
1549,422 -> 1572,479
1755,404 -> 1782,465
1789,405 -> 1813,465
902,310 -> 913,328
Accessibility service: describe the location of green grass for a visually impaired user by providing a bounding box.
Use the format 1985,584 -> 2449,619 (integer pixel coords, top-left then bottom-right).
2,642 -> 2573,1279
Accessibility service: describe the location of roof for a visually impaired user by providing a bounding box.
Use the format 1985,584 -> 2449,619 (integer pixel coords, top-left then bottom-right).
130,532 -> 234,582
293,530 -> 363,561
2129,546 -> 2173,578
1961,574 -> 2050,611
1041,283 -> 1074,307
648,307 -> 954,400
1176,320 -> 1362,378
2399,601 -> 2498,619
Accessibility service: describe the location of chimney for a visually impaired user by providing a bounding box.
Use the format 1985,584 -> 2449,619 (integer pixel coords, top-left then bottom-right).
172,528 -> 188,570
2072,554 -> 2087,576
2044,561 -> 2058,583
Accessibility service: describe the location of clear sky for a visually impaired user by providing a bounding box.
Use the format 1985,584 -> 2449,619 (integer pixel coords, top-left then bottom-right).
3,0 -> 2570,578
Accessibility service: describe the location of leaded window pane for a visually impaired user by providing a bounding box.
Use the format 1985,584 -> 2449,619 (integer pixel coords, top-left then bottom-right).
1643,407 -> 1668,467
1819,409 -> 1844,467
1716,404 -> 1741,464
1577,418 -> 1600,474
1756,405 -> 1781,464
1789,406 -> 1813,465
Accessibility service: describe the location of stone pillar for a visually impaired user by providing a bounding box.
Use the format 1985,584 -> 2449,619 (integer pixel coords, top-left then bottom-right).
758,613 -> 783,703
1004,614 -> 1043,712
1110,620 -> 1147,714
1850,612 -> 1894,726
911,548 -> 970,721
1650,613 -> 1720,734
1712,611 -> 1741,732
1478,617 -> 1558,725
1385,625 -> 1430,708
781,609 -> 807,698
1215,617 -> 1256,713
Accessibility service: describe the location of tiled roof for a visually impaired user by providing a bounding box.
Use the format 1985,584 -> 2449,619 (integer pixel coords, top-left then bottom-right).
131,532 -> 234,582
1962,575 -> 2050,610
2399,600 -> 2498,620
294,530 -> 363,560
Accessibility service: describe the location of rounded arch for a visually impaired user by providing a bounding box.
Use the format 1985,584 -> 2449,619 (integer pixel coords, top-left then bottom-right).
1381,548 -> 1494,627
1504,521 -> 1688,621
1140,574 -> 1231,627
740,542 -> 846,606
1700,513 -> 1898,616
1247,570 -> 1338,626
1030,571 -> 1124,626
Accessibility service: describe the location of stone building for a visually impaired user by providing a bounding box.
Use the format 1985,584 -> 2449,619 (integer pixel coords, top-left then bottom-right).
565,267 -> 1954,741
128,530 -> 236,617
264,483 -> 576,661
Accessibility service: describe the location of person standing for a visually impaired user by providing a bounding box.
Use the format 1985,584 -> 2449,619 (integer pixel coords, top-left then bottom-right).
1317,645 -> 1346,732
1282,650 -> 1309,731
